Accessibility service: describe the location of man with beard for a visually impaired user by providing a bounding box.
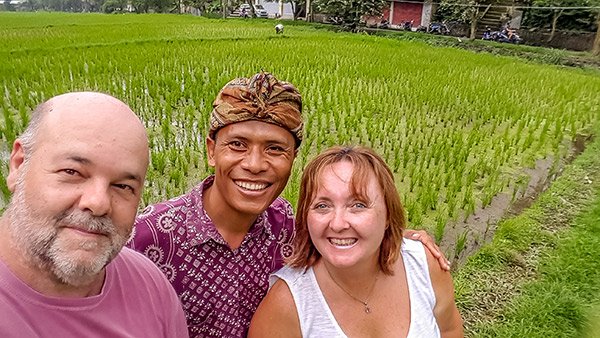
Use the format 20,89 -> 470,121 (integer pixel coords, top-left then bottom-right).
0,92 -> 189,337
128,72 -> 449,337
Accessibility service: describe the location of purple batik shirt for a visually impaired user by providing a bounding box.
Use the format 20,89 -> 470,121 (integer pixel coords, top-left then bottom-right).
127,175 -> 296,338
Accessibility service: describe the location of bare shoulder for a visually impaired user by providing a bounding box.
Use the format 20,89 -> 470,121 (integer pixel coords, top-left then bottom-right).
424,247 -> 464,338
424,245 -> 452,286
248,278 -> 302,338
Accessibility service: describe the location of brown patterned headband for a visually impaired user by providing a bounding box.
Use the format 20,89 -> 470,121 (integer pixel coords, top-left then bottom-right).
209,72 -> 303,147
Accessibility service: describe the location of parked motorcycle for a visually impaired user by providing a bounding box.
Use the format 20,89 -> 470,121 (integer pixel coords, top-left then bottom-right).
415,25 -> 428,33
377,19 -> 389,29
429,22 -> 450,35
482,27 -> 522,44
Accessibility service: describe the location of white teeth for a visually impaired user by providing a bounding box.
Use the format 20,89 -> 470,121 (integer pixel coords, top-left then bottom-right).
236,181 -> 268,191
329,238 -> 357,246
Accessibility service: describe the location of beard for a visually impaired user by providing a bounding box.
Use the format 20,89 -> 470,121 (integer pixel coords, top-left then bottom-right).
5,172 -> 130,287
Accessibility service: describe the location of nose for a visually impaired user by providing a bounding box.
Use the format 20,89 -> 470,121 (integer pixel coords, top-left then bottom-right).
328,209 -> 350,232
78,180 -> 111,217
240,147 -> 268,173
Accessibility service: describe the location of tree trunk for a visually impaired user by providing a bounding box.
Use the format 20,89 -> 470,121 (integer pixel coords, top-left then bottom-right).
593,11 -> 600,56
548,9 -> 563,43
222,0 -> 226,18
470,5 -> 479,39
469,4 -> 490,40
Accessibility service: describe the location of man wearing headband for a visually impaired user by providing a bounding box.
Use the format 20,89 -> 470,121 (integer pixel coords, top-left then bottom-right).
128,72 -> 447,337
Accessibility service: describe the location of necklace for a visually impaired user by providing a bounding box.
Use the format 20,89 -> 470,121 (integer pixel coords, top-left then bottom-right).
323,264 -> 380,314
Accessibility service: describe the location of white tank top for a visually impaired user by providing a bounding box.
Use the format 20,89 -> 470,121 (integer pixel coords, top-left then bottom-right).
271,238 -> 441,337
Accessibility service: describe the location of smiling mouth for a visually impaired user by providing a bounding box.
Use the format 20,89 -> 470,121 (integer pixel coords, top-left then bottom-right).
63,226 -> 108,237
329,238 -> 357,247
235,180 -> 270,191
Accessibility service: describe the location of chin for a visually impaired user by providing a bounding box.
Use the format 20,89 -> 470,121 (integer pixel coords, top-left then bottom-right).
233,198 -> 275,215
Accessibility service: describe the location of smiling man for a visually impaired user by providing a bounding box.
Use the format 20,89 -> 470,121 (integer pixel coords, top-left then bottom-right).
0,92 -> 188,337
128,72 -> 448,338
129,73 -> 300,337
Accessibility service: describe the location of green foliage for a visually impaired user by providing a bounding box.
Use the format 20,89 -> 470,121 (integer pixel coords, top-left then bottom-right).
455,120 -> 600,335
314,0 -> 386,31
478,195 -> 600,337
2,0 -> 15,11
102,0 -> 125,13
435,0 -> 484,24
524,0 -> 600,32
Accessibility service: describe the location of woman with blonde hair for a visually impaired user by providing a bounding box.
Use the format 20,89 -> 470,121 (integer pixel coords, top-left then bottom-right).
249,146 -> 463,337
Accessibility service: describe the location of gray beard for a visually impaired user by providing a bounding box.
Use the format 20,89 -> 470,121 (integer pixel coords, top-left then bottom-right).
5,173 -> 129,288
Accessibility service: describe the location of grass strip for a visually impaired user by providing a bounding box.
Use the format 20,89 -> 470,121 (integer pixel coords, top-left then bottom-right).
454,123 -> 600,337
484,195 -> 600,337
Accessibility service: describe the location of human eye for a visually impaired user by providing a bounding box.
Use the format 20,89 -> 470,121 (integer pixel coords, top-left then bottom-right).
61,169 -> 80,176
312,202 -> 330,211
351,201 -> 368,210
266,143 -> 289,156
227,140 -> 246,151
58,168 -> 83,179
268,145 -> 285,152
113,183 -> 136,194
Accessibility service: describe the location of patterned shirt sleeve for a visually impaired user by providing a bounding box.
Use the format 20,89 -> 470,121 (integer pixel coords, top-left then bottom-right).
267,197 -> 296,273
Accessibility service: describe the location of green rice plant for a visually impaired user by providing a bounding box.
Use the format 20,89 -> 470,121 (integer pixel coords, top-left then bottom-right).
1,104 -> 17,147
0,158 -> 11,209
454,230 -> 469,261
446,192 -> 458,220
464,198 -> 476,223
151,151 -> 168,175
434,209 -> 447,244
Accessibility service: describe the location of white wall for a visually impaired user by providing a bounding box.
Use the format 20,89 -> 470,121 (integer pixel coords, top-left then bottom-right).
257,0 -> 294,19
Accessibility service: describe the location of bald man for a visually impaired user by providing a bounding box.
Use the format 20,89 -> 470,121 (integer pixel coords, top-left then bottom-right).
0,92 -> 189,337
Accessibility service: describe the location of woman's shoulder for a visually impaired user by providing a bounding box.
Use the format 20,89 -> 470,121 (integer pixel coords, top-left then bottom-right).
248,274 -> 301,337
273,265 -> 312,287
401,237 -> 426,252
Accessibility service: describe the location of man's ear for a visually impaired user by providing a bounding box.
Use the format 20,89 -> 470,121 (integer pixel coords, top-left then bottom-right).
206,136 -> 216,167
6,139 -> 27,192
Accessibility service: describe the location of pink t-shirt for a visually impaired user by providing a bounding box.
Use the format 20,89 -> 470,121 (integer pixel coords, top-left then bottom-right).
0,247 -> 189,338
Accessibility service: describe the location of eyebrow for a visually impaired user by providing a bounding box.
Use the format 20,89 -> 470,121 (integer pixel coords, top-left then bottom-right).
226,135 -> 293,146
67,155 -> 144,183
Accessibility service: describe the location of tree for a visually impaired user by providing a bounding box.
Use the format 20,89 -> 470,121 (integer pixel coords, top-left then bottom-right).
436,0 -> 493,39
3,0 -> 15,11
525,0 -> 598,39
102,0 -> 124,12
527,0 -> 593,42
131,0 -> 149,12
22,0 -> 45,10
523,0 -> 599,53
313,0 -> 386,31
593,10 -> 600,55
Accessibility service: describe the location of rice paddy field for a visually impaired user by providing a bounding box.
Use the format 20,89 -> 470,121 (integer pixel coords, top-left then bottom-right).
1,12 -> 599,258
2,11 -> 600,337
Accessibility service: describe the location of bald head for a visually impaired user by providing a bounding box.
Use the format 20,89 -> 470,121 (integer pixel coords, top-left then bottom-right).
8,91 -> 150,195
21,92 -> 148,162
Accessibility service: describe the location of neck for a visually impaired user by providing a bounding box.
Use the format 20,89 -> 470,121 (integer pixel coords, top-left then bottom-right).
202,185 -> 258,249
25,269 -> 106,298
321,260 -> 381,290
0,217 -> 106,298
319,260 -> 381,314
